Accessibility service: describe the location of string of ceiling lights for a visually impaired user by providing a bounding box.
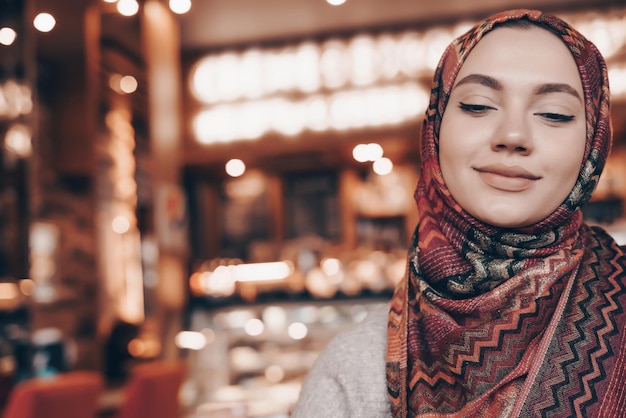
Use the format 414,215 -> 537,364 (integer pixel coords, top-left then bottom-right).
101,0 -> 192,16
0,0 -> 194,45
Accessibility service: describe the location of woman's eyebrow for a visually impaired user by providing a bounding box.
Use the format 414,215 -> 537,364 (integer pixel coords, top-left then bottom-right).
453,73 -> 502,90
534,83 -> 582,102
453,75 -> 582,104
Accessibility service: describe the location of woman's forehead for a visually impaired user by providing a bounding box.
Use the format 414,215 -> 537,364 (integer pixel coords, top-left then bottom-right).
452,26 -> 582,93
458,26 -> 570,71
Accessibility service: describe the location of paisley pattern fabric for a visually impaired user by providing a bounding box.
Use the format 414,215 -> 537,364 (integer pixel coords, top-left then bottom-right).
386,9 -> 626,417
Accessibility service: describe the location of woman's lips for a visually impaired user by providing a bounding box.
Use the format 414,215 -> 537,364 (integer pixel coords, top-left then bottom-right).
474,164 -> 541,192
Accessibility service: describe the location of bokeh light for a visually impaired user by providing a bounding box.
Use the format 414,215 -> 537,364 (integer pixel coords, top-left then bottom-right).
0,27 -> 17,46
170,0 -> 192,14
225,159 -> 246,177
33,13 -> 56,33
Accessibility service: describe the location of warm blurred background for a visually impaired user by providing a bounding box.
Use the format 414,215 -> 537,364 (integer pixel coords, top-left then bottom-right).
0,0 -> 625,417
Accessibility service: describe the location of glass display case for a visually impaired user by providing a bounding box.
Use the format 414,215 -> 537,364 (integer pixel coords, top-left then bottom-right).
182,297 -> 389,418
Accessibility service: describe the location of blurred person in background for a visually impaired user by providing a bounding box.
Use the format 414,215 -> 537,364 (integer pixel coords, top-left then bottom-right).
103,319 -> 140,384
293,9 -> 626,418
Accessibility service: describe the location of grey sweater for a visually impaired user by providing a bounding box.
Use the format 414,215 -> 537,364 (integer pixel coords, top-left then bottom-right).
291,307 -> 391,417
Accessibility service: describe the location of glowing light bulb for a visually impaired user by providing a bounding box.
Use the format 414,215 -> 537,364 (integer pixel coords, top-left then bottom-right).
4,123 -> 32,157
117,0 -> 139,16
225,159 -> 246,177
120,75 -> 138,93
33,13 -> 56,33
373,157 -> 393,175
0,27 -> 17,46
112,216 -> 130,234
366,143 -> 383,160
352,143 -> 368,162
244,318 -> 264,336
288,322 -> 308,340
170,0 -> 192,14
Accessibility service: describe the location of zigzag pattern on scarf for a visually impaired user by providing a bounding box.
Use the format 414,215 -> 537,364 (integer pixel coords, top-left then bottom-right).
403,257 -> 569,413
522,231 -> 626,417
387,230 -> 626,417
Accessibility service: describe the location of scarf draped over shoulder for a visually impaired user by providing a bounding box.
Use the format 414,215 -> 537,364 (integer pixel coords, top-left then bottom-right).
386,9 -> 626,417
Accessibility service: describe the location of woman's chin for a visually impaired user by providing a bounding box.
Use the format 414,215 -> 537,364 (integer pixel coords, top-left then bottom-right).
472,209 -> 538,230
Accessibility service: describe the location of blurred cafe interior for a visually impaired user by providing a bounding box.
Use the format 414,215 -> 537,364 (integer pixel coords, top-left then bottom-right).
0,0 -> 625,416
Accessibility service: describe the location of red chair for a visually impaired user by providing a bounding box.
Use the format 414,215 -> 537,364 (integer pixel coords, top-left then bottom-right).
114,361 -> 185,418
3,371 -> 103,418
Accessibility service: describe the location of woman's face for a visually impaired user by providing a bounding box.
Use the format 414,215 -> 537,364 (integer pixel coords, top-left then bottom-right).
439,26 -> 586,228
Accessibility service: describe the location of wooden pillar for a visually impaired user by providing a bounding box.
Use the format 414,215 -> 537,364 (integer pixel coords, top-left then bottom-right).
339,168 -> 359,249
141,1 -> 187,360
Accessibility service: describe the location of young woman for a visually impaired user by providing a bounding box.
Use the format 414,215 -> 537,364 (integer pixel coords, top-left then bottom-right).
293,9 -> 626,418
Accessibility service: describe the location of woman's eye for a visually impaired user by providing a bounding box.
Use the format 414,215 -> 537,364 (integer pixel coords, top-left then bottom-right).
535,112 -> 575,123
458,102 -> 494,115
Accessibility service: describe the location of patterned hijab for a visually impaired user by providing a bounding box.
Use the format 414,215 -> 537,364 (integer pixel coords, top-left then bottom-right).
386,9 -> 626,417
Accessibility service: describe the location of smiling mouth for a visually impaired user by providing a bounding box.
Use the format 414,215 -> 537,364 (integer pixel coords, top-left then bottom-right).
475,164 -> 540,179
474,164 -> 541,191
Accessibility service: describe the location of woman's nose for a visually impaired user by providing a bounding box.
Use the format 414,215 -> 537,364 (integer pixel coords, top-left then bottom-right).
491,111 -> 533,155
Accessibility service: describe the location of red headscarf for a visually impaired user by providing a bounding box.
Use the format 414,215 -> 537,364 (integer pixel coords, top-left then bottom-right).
386,9 -> 626,417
